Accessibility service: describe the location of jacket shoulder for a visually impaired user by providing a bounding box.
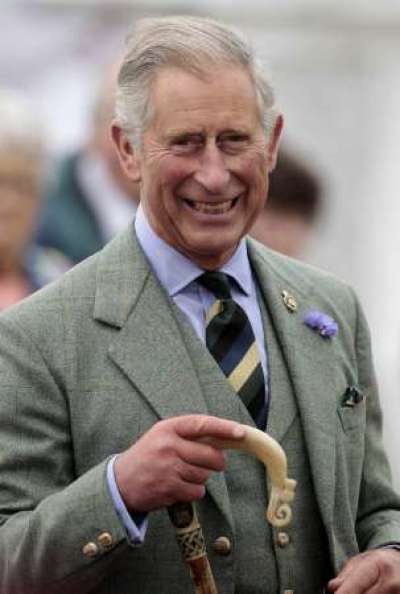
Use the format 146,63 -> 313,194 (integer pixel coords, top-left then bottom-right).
248,237 -> 354,299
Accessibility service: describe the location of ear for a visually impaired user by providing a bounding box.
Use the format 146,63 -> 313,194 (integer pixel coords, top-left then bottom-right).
266,114 -> 284,172
110,122 -> 142,182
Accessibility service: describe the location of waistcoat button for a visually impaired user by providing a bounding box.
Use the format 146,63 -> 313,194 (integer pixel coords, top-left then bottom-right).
276,531 -> 290,547
213,536 -> 231,555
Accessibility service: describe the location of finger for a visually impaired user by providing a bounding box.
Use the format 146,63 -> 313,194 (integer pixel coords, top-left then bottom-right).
174,414 -> 245,442
134,469 -> 207,509
328,560 -> 379,594
168,483 -> 206,505
177,461 -> 213,485
177,439 -> 226,472
327,576 -> 344,592
327,554 -> 368,591
328,569 -> 352,591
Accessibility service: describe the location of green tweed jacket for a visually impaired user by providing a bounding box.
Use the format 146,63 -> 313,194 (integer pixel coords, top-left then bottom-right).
0,226 -> 400,594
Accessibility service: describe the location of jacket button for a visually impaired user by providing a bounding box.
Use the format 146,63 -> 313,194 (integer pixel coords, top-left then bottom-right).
82,542 -> 99,558
97,532 -> 113,549
213,536 -> 231,556
276,531 -> 290,548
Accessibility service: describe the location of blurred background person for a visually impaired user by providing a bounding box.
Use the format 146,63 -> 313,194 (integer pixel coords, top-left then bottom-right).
0,89 -> 71,311
250,147 -> 322,258
36,63 -> 139,264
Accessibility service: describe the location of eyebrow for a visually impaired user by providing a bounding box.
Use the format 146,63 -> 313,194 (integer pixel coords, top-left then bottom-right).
165,127 -> 250,141
164,129 -> 204,139
164,130 -> 205,142
219,128 -> 249,135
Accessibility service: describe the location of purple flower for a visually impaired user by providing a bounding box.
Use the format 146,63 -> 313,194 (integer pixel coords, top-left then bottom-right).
303,310 -> 338,338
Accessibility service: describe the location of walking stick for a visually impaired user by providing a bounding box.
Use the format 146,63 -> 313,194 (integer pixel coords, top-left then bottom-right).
168,425 -> 296,594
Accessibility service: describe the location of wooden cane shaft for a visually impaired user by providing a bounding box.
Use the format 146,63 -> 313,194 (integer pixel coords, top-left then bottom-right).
168,501 -> 218,594
187,555 -> 218,594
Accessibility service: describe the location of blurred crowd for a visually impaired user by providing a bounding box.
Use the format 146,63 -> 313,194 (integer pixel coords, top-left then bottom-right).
0,89 -> 70,310
0,64 -> 322,312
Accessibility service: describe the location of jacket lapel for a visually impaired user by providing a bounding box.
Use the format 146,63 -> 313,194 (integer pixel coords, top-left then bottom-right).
257,291 -> 298,443
94,226 -> 210,420
248,239 -> 337,532
93,227 -> 232,525
109,275 -> 211,420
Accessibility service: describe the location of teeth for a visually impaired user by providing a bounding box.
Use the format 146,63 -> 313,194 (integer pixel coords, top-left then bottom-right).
189,199 -> 235,214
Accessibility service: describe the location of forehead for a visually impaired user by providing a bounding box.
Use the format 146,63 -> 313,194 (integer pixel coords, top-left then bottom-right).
147,65 -> 263,134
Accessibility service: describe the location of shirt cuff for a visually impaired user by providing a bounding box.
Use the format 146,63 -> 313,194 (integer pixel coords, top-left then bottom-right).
106,455 -> 148,545
379,542 -> 400,551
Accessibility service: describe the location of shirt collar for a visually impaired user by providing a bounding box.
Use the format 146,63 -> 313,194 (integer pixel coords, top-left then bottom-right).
135,204 -> 253,297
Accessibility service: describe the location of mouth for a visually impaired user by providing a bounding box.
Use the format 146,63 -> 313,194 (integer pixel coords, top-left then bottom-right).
183,196 -> 240,214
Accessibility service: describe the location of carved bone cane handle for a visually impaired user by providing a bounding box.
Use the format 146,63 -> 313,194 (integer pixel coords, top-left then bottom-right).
168,425 -> 297,594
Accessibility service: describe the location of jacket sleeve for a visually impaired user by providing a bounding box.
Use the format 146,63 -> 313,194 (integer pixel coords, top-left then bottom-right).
352,291 -> 400,549
0,314 -> 135,594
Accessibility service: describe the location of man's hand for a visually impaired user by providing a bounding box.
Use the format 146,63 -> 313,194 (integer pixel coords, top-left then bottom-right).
328,549 -> 400,593
114,414 -> 245,513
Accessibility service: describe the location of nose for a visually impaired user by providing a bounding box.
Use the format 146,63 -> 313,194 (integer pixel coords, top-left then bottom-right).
193,142 -> 230,194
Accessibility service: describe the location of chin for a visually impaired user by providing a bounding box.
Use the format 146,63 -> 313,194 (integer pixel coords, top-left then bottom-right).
185,241 -> 239,268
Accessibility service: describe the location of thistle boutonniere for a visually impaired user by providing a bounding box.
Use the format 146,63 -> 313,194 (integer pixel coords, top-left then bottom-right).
303,310 -> 338,338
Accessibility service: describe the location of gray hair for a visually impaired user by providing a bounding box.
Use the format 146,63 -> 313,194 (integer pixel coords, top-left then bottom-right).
115,15 -> 277,146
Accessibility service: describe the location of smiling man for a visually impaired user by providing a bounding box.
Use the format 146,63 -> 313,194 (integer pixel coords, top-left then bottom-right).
1,16 -> 400,594
112,64 -> 281,270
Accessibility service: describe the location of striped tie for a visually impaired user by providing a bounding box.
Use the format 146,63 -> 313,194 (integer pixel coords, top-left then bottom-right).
198,271 -> 266,429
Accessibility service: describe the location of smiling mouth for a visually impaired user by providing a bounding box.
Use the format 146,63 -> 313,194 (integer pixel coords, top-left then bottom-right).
184,197 -> 239,214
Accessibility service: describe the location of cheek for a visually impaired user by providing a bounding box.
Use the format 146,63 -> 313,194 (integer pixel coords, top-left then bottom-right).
237,155 -> 268,195
144,159 -> 192,224
235,148 -> 267,176
151,155 -> 193,190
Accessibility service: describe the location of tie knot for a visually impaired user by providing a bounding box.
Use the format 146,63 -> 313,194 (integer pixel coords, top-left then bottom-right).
198,271 -> 232,300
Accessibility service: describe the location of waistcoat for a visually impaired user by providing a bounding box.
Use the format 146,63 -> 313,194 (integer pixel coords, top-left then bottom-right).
174,287 -> 333,594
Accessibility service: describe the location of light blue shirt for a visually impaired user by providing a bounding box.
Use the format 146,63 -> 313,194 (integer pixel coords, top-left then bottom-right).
107,204 -> 268,543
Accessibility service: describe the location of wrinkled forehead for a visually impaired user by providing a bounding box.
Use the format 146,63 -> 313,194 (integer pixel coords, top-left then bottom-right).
147,64 -> 263,127
149,60 -> 257,95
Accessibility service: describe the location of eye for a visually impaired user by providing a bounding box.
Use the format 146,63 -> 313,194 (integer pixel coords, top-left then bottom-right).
170,134 -> 204,154
218,133 -> 250,152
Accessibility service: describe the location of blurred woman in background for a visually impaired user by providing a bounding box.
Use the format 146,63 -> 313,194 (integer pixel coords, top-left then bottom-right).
0,89 -> 70,310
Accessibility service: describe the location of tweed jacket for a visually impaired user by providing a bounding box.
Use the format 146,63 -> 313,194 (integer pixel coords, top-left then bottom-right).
1,225 -> 400,594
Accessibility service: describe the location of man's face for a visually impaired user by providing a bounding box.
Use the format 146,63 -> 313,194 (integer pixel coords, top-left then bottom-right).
115,66 -> 282,269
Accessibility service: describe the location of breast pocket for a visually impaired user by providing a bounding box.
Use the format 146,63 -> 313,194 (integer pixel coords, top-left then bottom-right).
337,400 -> 366,434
